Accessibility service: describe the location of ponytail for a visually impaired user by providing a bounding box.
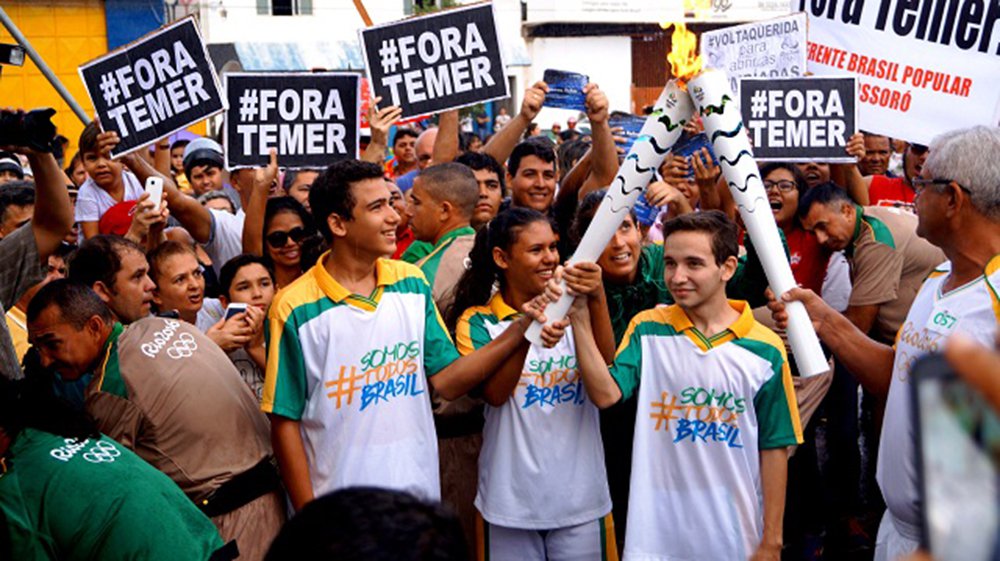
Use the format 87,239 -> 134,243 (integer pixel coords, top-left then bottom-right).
444,207 -> 552,331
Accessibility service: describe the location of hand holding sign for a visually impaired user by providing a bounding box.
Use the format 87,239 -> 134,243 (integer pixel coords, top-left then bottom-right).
520,81 -> 548,123
583,83 -> 609,125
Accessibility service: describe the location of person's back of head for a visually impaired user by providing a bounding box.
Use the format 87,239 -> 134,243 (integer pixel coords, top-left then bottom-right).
415,163 -> 479,223
557,138 -> 590,180
264,487 -> 468,561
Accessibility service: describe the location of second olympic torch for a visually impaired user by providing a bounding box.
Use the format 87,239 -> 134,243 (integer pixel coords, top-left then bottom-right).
688,69 -> 828,377
525,80 -> 695,345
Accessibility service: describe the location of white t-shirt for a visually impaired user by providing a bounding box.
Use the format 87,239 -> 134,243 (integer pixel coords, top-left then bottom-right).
456,293 -> 611,529
74,171 -> 144,223
610,302 -> 802,561
877,257 -> 1000,539
262,256 -> 460,503
203,209 -> 245,276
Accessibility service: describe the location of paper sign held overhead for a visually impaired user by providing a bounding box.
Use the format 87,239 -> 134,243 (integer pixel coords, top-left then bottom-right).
79,17 -> 226,158
740,77 -> 857,163
701,13 -> 808,96
359,3 -> 510,118
224,73 -> 360,170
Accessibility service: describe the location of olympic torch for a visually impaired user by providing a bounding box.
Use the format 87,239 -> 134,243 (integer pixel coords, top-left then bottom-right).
525,80 -> 695,345
688,69 -> 828,377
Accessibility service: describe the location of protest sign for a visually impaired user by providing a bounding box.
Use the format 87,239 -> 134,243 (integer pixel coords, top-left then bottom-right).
79,17 -> 225,157
609,111 -> 646,152
800,0 -> 1000,145
359,3 -> 509,118
701,13 -> 807,95
740,77 -> 857,162
224,73 -> 359,170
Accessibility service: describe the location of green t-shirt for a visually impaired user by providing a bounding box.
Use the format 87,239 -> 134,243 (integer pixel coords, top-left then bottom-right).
0,429 -> 223,561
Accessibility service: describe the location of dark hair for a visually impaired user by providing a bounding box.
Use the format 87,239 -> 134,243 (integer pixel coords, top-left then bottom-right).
415,163 -> 479,219
26,279 -> 114,329
68,235 -> 145,291
559,129 -> 581,143
310,159 -> 385,243
146,240 -> 198,286
219,254 -> 275,300
78,121 -> 100,154
0,181 -> 35,224
65,152 -> 84,185
264,487 -> 467,561
52,241 -> 76,262
454,151 -> 505,192
557,139 -> 590,180
393,128 -> 419,146
263,196 -> 321,268
759,162 -> 808,196
795,181 -> 853,221
281,169 -> 319,195
458,132 -> 480,152
570,189 -> 637,251
508,138 -> 556,176
660,210 -> 739,266
169,139 -> 190,152
445,207 -> 554,330
0,359 -> 100,444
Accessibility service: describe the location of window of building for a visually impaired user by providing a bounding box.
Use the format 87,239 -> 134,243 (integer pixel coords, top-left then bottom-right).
257,0 -> 313,16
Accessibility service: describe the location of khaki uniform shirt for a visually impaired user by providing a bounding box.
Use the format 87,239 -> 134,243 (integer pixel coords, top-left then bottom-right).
86,318 -> 272,502
847,206 -> 945,343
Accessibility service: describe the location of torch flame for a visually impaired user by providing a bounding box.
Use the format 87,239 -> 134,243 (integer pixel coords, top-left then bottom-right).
662,0 -> 709,86
663,23 -> 702,85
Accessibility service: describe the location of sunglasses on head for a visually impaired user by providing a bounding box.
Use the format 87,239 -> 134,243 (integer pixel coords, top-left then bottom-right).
266,227 -> 308,249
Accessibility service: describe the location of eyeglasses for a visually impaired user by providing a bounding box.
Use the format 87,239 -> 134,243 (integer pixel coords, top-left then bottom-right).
266,227 -> 308,249
911,177 -> 971,195
763,180 -> 797,193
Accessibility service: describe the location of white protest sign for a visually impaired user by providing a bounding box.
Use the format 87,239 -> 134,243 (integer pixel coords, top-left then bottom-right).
701,13 -> 808,96
800,0 -> 1000,145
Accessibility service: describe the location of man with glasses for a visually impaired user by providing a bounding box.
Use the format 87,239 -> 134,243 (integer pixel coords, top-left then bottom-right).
770,125 -> 1000,561
864,142 -> 930,212
796,182 -> 943,345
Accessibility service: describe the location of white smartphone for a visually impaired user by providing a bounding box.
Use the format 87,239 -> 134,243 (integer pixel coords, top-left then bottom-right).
224,303 -> 248,321
144,176 -> 163,208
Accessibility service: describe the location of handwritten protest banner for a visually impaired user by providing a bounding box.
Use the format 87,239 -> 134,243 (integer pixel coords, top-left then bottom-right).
79,17 -> 225,157
741,76 -> 857,162
224,73 -> 359,169
701,13 -> 807,95
801,0 -> 1000,145
359,3 -> 509,118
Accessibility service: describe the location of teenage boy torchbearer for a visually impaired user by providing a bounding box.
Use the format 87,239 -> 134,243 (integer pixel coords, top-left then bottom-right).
560,211 -> 803,561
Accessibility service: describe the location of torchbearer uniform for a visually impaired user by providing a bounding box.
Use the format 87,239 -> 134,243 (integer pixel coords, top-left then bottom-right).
86,318 -> 285,561
874,256 -> 1000,561
609,301 -> 802,561
262,255 -> 460,502
0,429 -> 229,561
457,294 -> 616,561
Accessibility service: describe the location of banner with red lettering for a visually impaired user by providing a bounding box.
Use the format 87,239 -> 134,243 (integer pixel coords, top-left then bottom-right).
800,0 -> 1000,145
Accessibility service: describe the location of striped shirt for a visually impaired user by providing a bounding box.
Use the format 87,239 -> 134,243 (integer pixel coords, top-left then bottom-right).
263,254 -> 460,501
610,301 -> 802,561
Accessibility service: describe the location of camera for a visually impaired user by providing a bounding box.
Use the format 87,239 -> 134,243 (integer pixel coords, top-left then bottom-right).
0,108 -> 57,153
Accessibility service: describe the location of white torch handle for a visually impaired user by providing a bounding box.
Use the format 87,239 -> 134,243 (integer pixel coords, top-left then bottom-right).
688,70 -> 828,377
526,81 -> 695,346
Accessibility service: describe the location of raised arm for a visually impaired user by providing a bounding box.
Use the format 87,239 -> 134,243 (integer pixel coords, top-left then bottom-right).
361,97 -> 402,166
484,81 -> 547,167
21,150 -> 73,261
432,109 -> 460,165
831,132 -> 869,205
583,84 -> 617,190
241,150 -> 279,256
110,132 -> 213,243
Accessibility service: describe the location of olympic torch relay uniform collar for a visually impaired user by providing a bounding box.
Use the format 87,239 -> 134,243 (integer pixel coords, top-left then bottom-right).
661,300 -> 756,352
488,292 -> 520,321
95,322 -> 127,398
313,251 -> 403,311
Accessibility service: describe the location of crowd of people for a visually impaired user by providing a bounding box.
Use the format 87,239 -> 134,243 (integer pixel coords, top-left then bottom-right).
0,76 -> 997,561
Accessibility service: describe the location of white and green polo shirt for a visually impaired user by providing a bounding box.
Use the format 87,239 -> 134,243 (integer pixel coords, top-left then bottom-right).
610,301 -> 802,561
262,253 -> 460,502
457,293 -> 611,529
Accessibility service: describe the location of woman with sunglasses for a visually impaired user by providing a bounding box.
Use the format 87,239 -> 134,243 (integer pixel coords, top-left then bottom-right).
244,196 -> 319,289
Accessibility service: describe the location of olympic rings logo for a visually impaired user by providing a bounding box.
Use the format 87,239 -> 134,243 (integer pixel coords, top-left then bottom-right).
166,332 -> 198,359
82,441 -> 121,464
